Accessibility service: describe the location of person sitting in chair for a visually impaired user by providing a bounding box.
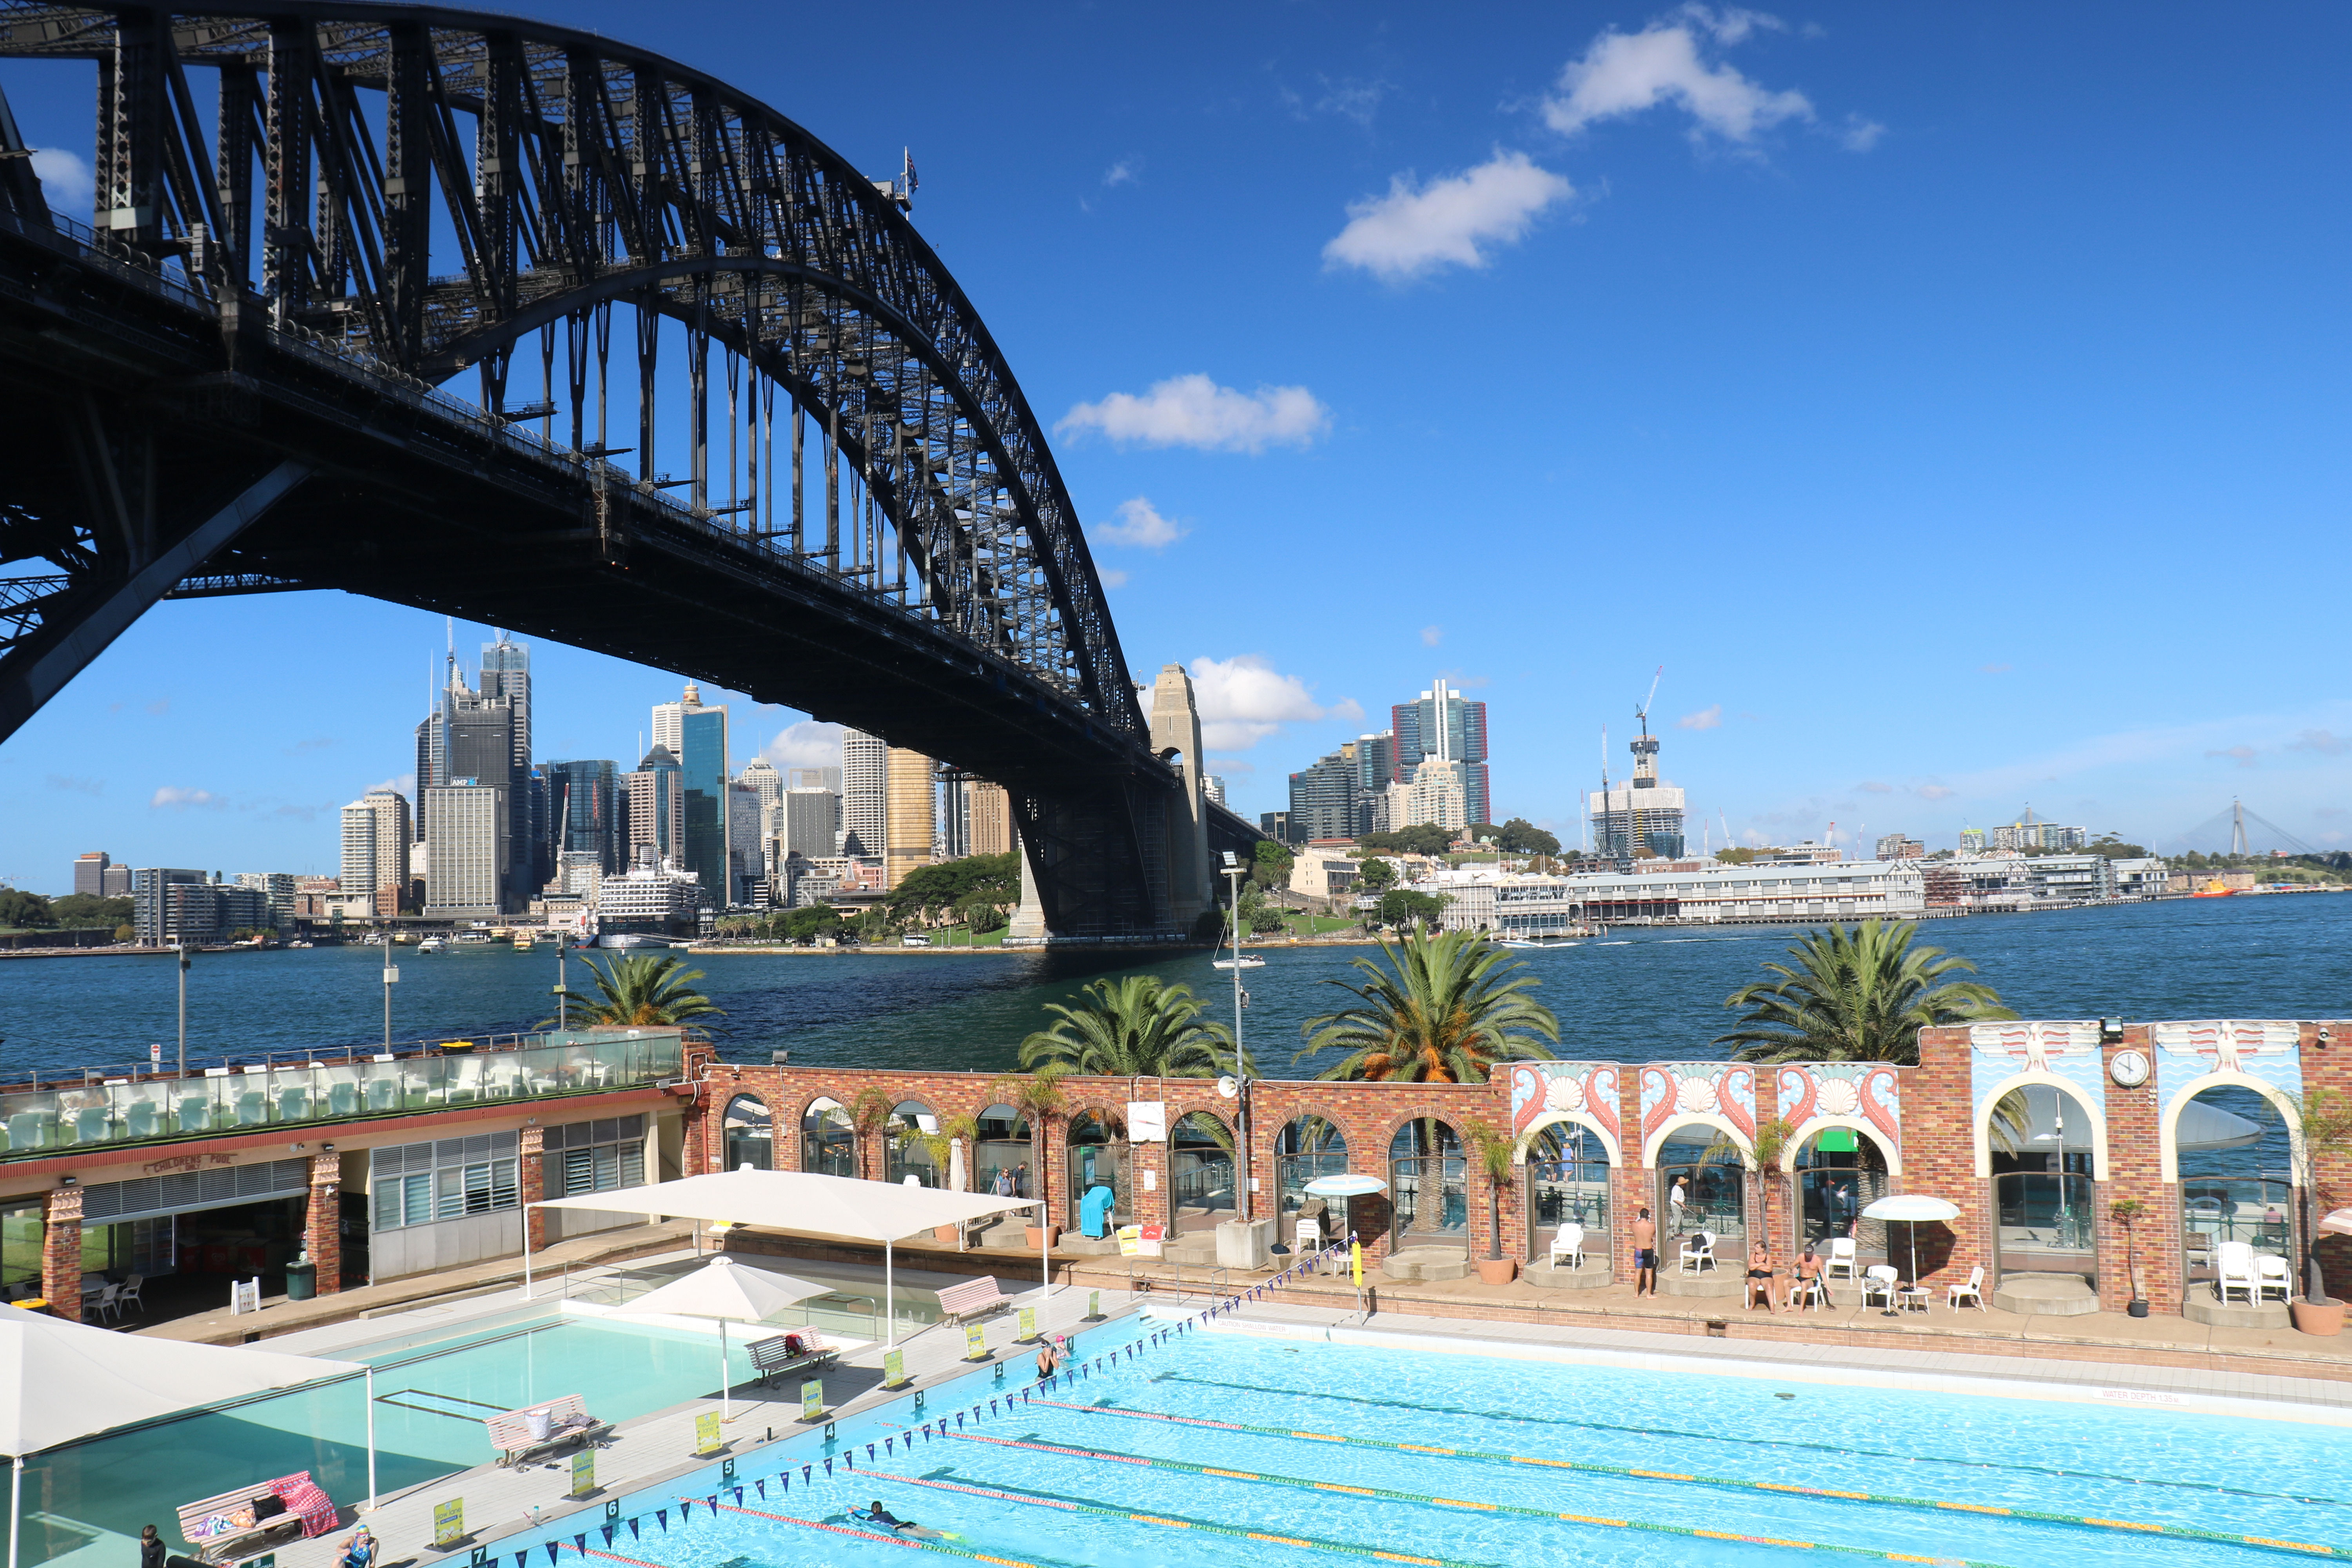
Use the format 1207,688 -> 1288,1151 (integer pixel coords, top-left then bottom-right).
1744,1241 -> 1779,1312
1794,1243 -> 1828,1307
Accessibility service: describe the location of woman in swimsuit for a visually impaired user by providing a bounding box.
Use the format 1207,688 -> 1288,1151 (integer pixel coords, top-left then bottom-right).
1745,1241 -> 1779,1312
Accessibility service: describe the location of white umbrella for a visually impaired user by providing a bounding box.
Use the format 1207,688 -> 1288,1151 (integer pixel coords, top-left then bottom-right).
1861,1194 -> 1961,1293
614,1256 -> 827,1422
2319,1209 -> 2352,1240
2177,1100 -> 2267,1152
1302,1174 -> 1388,1246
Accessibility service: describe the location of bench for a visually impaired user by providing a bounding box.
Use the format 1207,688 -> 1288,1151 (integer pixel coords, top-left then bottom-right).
936,1276 -> 1011,1324
174,1472 -> 336,1563
484,1394 -> 610,1468
748,1329 -> 839,1388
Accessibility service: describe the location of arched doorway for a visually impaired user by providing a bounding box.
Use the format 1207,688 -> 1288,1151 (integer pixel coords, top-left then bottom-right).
2175,1083 -> 2294,1301
884,1100 -> 940,1187
1388,1120 -> 1466,1253
1988,1083 -> 2097,1285
1524,1122 -> 1611,1265
1067,1112 -> 1129,1237
1792,1127 -> 1889,1264
723,1094 -> 773,1171
1276,1116 -> 1348,1245
801,1097 -> 855,1178
1656,1127 -> 1747,1257
974,1103 -> 1032,1198
1170,1112 -> 1236,1237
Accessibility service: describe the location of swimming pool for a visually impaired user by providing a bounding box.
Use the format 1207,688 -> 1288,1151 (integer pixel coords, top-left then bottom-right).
494,1317 -> 2352,1568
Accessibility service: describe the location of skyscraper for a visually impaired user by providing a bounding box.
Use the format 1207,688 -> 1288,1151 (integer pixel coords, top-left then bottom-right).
728,782 -> 765,904
885,746 -> 935,889
72,852 -> 110,898
967,780 -> 1013,857
1587,722 -> 1686,861
1392,678 -> 1489,827
542,760 -> 621,873
655,684 -> 730,906
622,746 -> 685,863
781,787 -> 842,859
740,758 -> 782,811
841,729 -> 886,857
1288,743 -> 1361,842
423,784 -> 507,918
340,789 -> 412,916
788,766 -> 843,794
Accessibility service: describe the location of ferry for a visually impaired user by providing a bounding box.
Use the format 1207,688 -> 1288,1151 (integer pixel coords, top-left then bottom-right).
1501,938 -> 1581,949
599,932 -> 673,950
1212,954 -> 1266,971
416,936 -> 447,953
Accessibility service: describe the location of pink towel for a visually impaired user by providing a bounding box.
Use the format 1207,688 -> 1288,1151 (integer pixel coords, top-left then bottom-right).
268,1475 -> 338,1539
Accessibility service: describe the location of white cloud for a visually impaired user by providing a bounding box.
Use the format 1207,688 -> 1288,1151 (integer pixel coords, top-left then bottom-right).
1094,497 -> 1187,551
1915,784 -> 1956,800
1098,568 -> 1130,589
151,786 -> 221,810
1840,114 -> 1887,152
1543,10 -> 1813,144
763,720 -> 844,774
1676,704 -> 1723,731
1103,160 -> 1137,188
2291,729 -> 2345,757
1318,77 -> 1391,127
1421,625 -> 1443,647
1323,151 -> 1573,282
2206,744 -> 2259,769
1855,780 -> 1893,795
365,774 -> 417,799
1188,655 -> 1360,751
31,149 -> 92,209
1057,374 -> 1329,453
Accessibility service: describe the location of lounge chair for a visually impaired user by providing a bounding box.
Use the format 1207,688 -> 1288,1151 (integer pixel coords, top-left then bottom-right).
2215,1241 -> 2259,1305
485,1394 -> 609,1468
1947,1265 -> 1985,1311
1824,1237 -> 1858,1280
2256,1254 -> 2292,1304
1678,1231 -> 1716,1275
174,1472 -> 336,1563
1549,1223 -> 1586,1270
750,1330 -> 838,1387
1860,1265 -> 1899,1309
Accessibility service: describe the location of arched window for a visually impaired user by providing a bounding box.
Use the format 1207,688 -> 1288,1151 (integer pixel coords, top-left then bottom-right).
723,1094 -> 773,1172
1987,1083 -> 2096,1281
2176,1083 -> 2293,1293
1525,1122 -> 1610,1262
1170,1112 -> 1234,1236
1066,1113 -> 1128,1234
802,1097 -> 855,1178
975,1103 -> 1032,1198
1794,1127 -> 1890,1264
1276,1116 -> 1348,1232
1656,1128 -> 1746,1253
885,1100 -> 940,1187
1388,1120 -> 1466,1250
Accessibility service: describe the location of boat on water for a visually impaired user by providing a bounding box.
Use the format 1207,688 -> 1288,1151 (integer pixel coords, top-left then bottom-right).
599,932 -> 673,950
416,936 -> 447,953
1500,938 -> 1581,949
1212,954 -> 1267,970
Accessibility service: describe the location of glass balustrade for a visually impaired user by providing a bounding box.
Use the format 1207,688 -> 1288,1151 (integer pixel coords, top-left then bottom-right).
0,1029 -> 683,1156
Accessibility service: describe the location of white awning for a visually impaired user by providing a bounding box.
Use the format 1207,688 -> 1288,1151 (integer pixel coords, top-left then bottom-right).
0,1310 -> 361,1458
531,1168 -> 1040,1244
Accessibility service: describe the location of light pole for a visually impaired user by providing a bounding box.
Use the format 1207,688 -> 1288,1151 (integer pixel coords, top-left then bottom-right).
174,940 -> 190,1076
380,926 -> 397,1050
554,933 -> 570,1030
1221,851 -> 1252,1225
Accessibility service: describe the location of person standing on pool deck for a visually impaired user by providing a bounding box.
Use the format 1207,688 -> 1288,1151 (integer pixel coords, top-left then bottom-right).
1631,1207 -> 1658,1296
1668,1176 -> 1688,1233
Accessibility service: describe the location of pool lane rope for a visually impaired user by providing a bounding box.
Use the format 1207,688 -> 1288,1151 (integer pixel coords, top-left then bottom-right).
1149,1370 -> 2352,1511
1006,1407 -> 2348,1561
867,1458 -> 2005,1568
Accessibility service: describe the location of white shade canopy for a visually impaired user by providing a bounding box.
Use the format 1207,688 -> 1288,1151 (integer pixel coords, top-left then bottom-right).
532,1168 -> 1038,1242
2320,1209 -> 2352,1240
0,1310 -> 361,1457
2177,1099 -> 2268,1152
1303,1174 -> 1389,1198
616,1256 -> 827,1324
1861,1194 -> 1962,1223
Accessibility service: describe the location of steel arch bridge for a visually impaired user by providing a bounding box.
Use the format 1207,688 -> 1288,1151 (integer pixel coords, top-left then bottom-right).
0,1 -> 1251,935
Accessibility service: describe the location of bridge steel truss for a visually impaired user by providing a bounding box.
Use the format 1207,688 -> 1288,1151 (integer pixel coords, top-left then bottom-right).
0,1 -> 1205,936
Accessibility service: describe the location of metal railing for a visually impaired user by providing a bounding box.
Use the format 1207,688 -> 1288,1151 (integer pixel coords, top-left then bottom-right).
0,1028 -> 682,1159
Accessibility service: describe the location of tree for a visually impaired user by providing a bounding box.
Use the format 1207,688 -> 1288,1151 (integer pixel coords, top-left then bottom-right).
1496,817 -> 1561,857
1357,858 -> 1397,892
1715,920 -> 2013,1065
990,1063 -> 1073,1221
0,890 -> 54,929
1019,974 -> 1243,1077
51,893 -> 132,927
1361,824 -> 1456,857
849,1085 -> 895,1181
2287,1087 -> 2352,1304
112,923 -> 134,943
1377,889 -> 1445,927
1296,925 -> 1559,1083
2083,835 -> 2150,860
888,852 -> 1019,922
561,952 -> 726,1027
1715,846 -> 1759,865
2110,1197 -> 2148,1305
1463,1118 -> 1516,1263
1252,838 -> 1294,890
783,904 -> 843,943
1247,905 -> 1289,934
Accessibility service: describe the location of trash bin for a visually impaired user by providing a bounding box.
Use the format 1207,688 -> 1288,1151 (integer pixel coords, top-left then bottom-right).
285,1261 -> 317,1302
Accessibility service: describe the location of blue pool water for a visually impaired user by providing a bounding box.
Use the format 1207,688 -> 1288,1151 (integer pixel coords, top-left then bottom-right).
519,1322 -> 2352,1568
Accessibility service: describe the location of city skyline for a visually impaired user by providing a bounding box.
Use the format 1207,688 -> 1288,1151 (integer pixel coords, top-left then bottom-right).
3,5 -> 2348,882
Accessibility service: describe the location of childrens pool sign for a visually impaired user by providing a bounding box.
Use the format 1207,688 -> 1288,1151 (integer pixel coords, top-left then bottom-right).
432,1499 -> 464,1549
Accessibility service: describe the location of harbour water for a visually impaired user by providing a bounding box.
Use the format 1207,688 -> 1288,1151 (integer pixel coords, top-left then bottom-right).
0,895 -> 2343,1083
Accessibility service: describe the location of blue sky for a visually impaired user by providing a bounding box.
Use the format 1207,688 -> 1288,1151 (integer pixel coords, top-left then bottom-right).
4,3 -> 2348,888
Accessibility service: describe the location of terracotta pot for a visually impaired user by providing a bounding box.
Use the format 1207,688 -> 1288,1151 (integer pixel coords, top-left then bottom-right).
1475,1258 -> 1519,1285
2291,1299 -> 2345,1336
1025,1225 -> 1062,1250
934,1225 -> 960,1244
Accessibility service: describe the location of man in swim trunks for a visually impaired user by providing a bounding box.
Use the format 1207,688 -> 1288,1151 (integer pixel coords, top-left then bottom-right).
1746,1241 -> 1779,1312
1794,1242 -> 1828,1308
865,1501 -> 922,1534
1631,1207 -> 1658,1297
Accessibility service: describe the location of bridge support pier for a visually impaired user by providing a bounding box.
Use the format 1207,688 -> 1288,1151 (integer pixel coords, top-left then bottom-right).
1150,663 -> 1214,933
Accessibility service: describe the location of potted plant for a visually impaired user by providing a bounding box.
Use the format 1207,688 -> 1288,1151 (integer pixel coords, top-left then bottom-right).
993,1065 -> 1071,1250
927,1114 -> 980,1241
1463,1119 -> 1520,1284
2110,1197 -> 2149,1316
2287,1087 -> 2352,1336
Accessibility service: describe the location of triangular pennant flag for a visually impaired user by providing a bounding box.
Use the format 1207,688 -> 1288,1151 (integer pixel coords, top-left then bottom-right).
733,1487 -> 744,1505
573,1535 -> 587,1556
803,1465 -> 813,1484
679,1501 -> 694,1523
955,1411 -> 965,1428
545,1543 -> 561,1566
989,1399 -> 999,1417
885,1437 -> 895,1456
866,1443 -> 876,1461
601,1526 -> 616,1548
824,1457 -> 835,1477
656,1508 -> 669,1530
846,1452 -> 856,1470
706,1496 -> 718,1516
514,1555 -> 530,1568
782,1472 -> 791,1493
755,1479 -> 767,1499
627,1519 -> 640,1543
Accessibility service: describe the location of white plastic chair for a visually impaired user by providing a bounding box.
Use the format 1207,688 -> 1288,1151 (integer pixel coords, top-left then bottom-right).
1679,1231 -> 1715,1274
91,1283 -> 120,1321
115,1274 -> 145,1315
1789,1275 -> 1825,1309
1550,1223 -> 1586,1270
1947,1265 -> 1985,1311
2256,1254 -> 2292,1304
1824,1238 -> 1858,1279
2215,1241 -> 2259,1305
1860,1265 -> 1898,1308
1295,1217 -> 1322,1252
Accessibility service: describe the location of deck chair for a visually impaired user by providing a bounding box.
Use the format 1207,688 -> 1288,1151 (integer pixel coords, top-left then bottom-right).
1860,1265 -> 1898,1309
1824,1237 -> 1858,1279
1549,1223 -> 1586,1270
1947,1265 -> 1985,1311
1678,1230 -> 1716,1274
2256,1254 -> 2292,1304
2215,1241 -> 2258,1305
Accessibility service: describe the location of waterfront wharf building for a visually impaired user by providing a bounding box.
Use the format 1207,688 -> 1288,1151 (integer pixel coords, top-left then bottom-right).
685,1015 -> 2352,1325
0,1027 -> 688,1320
1416,858 -> 1928,933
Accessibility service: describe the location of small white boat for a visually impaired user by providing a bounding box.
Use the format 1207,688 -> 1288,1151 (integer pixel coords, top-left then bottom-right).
1501,938 -> 1581,949
599,932 -> 670,949
417,936 -> 447,953
1212,955 -> 1266,970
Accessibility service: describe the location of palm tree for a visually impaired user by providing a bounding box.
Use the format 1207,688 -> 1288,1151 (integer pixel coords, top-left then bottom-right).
990,1064 -> 1073,1231
1018,975 -> 1242,1078
554,953 -> 725,1028
1462,1118 -> 1516,1265
848,1085 -> 894,1181
1715,919 -> 2012,1066
1294,926 -> 1558,1082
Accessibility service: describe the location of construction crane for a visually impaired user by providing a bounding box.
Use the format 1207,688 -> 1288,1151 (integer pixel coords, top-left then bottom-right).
1628,666 -> 1663,859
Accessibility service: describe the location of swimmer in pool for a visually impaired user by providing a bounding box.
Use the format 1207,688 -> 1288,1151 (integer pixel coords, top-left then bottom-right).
856,1501 -> 946,1540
